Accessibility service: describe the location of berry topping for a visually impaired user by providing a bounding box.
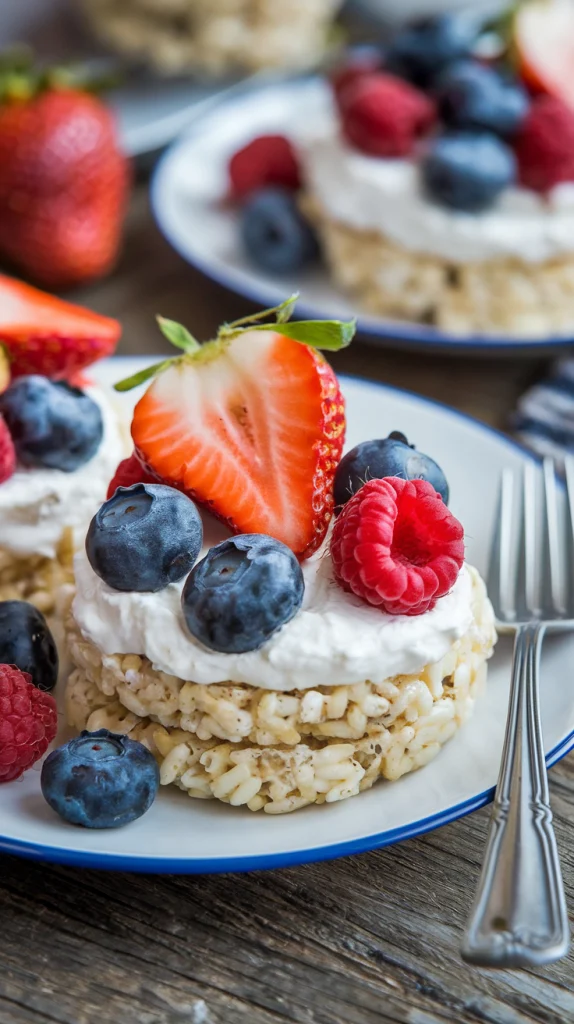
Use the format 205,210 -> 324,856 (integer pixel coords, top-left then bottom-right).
182,534 -> 304,653
0,664 -> 58,783
0,416 -> 16,484
385,14 -> 477,89
41,729 -> 159,828
241,187 -> 318,273
0,375 -> 103,472
421,131 -> 517,212
122,301 -> 353,559
0,601 -> 59,692
341,73 -> 436,158
331,48 -> 383,108
514,0 -> 574,111
436,61 -> 529,137
334,433 -> 449,511
0,274 -> 121,380
330,477 -> 465,616
229,134 -> 301,201
86,483 -> 203,593
107,452 -> 158,499
514,95 -> 574,192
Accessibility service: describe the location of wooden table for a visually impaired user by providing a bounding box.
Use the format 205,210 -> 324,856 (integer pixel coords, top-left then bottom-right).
0,185 -> 571,1024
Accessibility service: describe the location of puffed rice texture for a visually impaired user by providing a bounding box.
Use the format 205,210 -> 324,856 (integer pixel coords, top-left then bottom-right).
305,196 -> 574,339
63,566 -> 496,814
0,527 -> 74,617
80,0 -> 343,75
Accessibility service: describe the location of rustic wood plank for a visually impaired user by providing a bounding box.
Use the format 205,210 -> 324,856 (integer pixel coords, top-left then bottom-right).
1,182 -> 572,1024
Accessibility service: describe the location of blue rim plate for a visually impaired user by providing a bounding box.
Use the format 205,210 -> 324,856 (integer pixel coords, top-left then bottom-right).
151,77 -> 574,356
1,360 -> 573,874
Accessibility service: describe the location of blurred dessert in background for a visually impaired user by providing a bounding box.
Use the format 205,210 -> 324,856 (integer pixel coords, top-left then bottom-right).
229,1 -> 574,339
79,0 -> 344,76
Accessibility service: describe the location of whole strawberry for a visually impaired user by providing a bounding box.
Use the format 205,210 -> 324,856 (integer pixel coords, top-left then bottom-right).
0,664 -> 58,783
0,71 -> 130,290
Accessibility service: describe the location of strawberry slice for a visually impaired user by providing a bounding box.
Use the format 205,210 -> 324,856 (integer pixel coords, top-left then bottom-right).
123,304 -> 354,559
0,274 -> 121,380
514,0 -> 574,110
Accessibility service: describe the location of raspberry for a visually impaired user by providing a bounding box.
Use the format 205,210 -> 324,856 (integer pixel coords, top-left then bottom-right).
0,415 -> 15,484
340,73 -> 436,158
514,95 -> 574,192
107,452 -> 157,499
331,51 -> 383,109
330,477 -> 465,616
0,665 -> 58,782
229,135 -> 301,201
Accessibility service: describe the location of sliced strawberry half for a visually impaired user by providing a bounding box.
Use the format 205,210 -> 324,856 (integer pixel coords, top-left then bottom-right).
514,0 -> 574,110
126,307 -> 353,559
0,274 -> 121,380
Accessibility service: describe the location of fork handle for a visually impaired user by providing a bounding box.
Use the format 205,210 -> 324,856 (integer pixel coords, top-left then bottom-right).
462,622 -> 569,968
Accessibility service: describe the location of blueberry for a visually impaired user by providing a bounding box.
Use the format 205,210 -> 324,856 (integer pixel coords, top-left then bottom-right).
241,187 -> 319,274
334,434 -> 449,510
436,60 -> 529,137
0,600 -> 58,691
181,534 -> 304,654
421,131 -> 516,212
385,15 -> 477,89
86,483 -> 203,593
41,729 -> 159,829
0,376 -> 103,472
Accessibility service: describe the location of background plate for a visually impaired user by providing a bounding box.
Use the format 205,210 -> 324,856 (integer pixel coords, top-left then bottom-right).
152,77 -> 574,355
1,357 -> 573,874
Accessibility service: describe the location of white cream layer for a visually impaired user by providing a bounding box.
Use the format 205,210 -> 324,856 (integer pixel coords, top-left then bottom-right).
0,386 -> 125,559
300,107 -> 574,264
72,528 -> 480,691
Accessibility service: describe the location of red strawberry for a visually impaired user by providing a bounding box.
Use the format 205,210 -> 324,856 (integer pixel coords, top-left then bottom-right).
107,452 -> 158,499
229,135 -> 301,201
128,310 -> 353,559
330,477 -> 464,616
0,87 -> 130,289
0,274 -> 121,379
514,95 -> 574,192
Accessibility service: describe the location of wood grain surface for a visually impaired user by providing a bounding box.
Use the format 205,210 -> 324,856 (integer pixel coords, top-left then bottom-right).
0,184 -> 572,1024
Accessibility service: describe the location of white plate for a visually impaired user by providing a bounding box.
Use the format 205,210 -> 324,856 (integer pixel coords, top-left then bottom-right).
151,77 -> 574,354
1,356 -> 573,874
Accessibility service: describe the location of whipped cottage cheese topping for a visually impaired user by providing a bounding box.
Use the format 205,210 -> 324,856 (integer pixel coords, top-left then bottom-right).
0,387 -> 125,559
73,530 -> 477,690
300,117 -> 574,264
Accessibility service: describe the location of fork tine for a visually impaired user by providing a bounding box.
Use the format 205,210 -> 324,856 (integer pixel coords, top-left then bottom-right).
497,468 -> 516,621
523,461 -> 539,617
543,457 -> 566,616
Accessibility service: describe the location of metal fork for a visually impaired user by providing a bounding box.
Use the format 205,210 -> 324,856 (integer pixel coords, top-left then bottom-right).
462,457 -> 572,968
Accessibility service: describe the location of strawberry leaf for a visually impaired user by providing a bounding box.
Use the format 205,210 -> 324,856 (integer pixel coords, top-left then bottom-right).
251,317 -> 356,351
157,316 -> 200,353
222,294 -> 299,333
114,359 -> 174,392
